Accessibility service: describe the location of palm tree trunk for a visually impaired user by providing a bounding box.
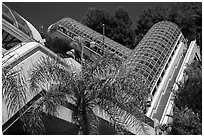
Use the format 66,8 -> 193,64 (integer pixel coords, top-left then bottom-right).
81,105 -> 89,135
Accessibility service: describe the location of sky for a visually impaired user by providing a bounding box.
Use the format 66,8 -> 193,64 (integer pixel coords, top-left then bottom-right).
4,2 -> 174,32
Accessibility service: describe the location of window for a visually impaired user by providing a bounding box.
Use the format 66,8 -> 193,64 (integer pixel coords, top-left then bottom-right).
153,67 -> 157,73
148,63 -> 153,69
148,76 -> 152,83
194,56 -> 198,61
143,72 -> 148,78
152,87 -> 157,95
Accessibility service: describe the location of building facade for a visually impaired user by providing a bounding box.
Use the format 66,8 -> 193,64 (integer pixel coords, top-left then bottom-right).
2,3 -> 201,135
48,18 -> 201,127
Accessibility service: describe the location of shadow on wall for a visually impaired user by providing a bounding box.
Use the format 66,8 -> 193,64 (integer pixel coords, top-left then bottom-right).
3,113 -> 133,135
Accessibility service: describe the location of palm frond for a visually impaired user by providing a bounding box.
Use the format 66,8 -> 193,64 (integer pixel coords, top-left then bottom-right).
21,97 -> 45,134
82,52 -> 149,134
42,88 -> 67,117
27,56 -> 79,134
98,87 -> 146,134
29,56 -> 73,94
2,66 -> 28,118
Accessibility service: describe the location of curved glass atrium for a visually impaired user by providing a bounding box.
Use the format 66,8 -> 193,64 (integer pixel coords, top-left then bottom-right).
125,21 -> 181,92
48,17 -> 131,60
2,3 -> 32,38
2,3 -> 42,54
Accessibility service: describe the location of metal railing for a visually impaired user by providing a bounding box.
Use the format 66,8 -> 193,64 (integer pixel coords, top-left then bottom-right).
48,17 -> 131,60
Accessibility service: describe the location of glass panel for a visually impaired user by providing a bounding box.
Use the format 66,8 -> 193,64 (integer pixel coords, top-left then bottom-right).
2,4 -> 15,25
12,11 -> 32,37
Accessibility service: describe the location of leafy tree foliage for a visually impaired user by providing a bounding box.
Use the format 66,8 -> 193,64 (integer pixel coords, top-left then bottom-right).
169,2 -> 202,54
157,60 -> 202,135
169,3 -> 202,43
158,106 -> 201,135
82,7 -> 135,49
114,7 -> 132,26
45,37 -> 72,57
134,2 -> 202,50
113,7 -> 135,49
171,106 -> 201,135
134,7 -> 169,46
174,60 -> 202,118
82,7 -> 110,33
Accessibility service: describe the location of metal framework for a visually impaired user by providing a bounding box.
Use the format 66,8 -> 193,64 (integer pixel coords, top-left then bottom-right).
47,17 -> 131,60
2,3 -> 35,52
2,29 -> 21,50
125,21 -> 181,92
2,3 -> 33,38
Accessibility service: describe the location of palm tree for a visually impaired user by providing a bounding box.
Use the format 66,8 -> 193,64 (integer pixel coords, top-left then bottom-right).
3,52 -> 149,134
2,62 -> 28,133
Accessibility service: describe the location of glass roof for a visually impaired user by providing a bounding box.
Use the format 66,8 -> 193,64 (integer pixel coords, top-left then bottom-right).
2,3 -> 32,37
48,17 -> 131,60
125,21 -> 181,92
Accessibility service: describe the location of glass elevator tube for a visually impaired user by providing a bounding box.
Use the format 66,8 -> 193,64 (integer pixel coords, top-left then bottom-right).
124,21 -> 181,93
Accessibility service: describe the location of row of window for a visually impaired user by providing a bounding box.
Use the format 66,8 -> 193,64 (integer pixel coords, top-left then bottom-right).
57,24 -> 127,60
57,25 -> 103,57
61,18 -> 130,53
57,19 -> 130,59
150,35 -> 182,95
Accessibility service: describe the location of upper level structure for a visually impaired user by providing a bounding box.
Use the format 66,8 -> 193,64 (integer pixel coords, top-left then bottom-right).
47,17 -> 131,60
2,3 -> 43,53
3,3 -> 201,134
124,21 -> 185,95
